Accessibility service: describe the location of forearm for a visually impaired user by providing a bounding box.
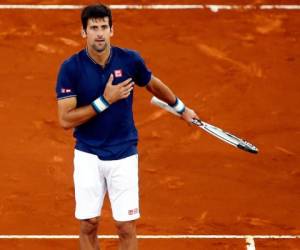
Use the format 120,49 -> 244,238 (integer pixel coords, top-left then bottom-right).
147,75 -> 192,116
146,76 -> 177,105
59,105 -> 97,129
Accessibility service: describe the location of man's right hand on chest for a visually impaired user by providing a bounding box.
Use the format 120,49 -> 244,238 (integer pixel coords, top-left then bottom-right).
92,74 -> 134,113
104,74 -> 134,104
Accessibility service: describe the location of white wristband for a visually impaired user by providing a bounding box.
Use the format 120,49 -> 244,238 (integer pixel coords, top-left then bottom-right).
170,97 -> 185,114
91,96 -> 110,113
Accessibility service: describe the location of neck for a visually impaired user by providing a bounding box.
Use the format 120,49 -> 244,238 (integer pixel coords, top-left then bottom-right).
87,45 -> 111,66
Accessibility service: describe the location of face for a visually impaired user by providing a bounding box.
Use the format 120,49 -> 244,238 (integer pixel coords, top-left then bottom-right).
83,17 -> 113,53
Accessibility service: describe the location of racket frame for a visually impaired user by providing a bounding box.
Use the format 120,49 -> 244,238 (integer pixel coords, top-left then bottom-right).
151,96 -> 258,154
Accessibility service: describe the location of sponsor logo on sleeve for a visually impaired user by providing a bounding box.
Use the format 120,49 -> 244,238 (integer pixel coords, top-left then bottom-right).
61,88 -> 72,93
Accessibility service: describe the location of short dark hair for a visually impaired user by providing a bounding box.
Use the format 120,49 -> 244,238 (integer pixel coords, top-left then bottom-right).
81,4 -> 112,31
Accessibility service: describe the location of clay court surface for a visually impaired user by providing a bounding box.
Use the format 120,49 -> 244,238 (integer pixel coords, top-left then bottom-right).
0,0 -> 300,249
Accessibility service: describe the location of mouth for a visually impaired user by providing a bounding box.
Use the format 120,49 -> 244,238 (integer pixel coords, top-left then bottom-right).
95,39 -> 105,43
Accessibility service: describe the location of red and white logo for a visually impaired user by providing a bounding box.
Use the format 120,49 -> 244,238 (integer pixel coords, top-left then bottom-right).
61,88 -> 72,93
114,69 -> 123,78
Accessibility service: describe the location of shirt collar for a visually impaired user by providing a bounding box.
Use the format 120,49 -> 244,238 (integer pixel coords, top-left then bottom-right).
85,47 -> 113,67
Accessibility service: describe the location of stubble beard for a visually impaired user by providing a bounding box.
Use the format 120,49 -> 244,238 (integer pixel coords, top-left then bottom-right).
92,41 -> 108,53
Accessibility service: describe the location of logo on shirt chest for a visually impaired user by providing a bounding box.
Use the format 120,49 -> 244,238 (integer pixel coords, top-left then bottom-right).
114,69 -> 123,78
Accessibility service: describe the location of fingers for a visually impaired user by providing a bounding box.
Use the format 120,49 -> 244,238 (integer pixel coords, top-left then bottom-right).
104,77 -> 134,103
120,82 -> 134,98
193,112 -> 200,120
117,78 -> 134,96
121,81 -> 134,92
190,110 -> 200,121
107,74 -> 114,85
118,78 -> 133,87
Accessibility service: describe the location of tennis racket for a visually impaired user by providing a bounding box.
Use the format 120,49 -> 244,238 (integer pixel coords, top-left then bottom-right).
151,97 -> 258,154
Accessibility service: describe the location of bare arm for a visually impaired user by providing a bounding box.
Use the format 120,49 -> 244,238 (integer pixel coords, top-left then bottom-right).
146,75 -> 177,105
57,97 -> 97,129
146,75 -> 199,122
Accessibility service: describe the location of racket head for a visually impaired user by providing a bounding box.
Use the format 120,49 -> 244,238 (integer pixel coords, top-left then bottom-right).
237,142 -> 259,154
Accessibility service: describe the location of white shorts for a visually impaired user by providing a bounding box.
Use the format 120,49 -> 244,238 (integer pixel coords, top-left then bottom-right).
73,149 -> 140,222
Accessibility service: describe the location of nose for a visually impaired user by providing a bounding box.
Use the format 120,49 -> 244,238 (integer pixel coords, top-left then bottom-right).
96,31 -> 104,38
94,28 -> 104,38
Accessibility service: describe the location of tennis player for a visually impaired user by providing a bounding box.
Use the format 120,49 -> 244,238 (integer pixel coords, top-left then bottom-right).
56,4 -> 198,250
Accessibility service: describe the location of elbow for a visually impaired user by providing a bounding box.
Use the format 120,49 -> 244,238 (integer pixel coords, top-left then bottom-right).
146,82 -> 155,94
59,119 -> 73,130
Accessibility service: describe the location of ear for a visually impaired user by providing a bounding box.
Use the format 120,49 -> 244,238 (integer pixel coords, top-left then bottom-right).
110,26 -> 114,37
81,29 -> 87,38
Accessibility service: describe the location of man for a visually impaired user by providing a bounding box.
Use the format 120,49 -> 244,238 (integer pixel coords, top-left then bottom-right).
56,4 -> 198,250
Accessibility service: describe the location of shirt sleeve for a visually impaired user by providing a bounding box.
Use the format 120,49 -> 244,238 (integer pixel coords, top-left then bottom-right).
132,51 -> 152,87
55,60 -> 77,100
